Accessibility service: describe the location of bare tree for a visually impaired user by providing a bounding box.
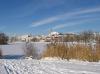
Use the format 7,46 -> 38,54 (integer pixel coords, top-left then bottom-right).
10,36 -> 18,43
95,32 -> 100,44
31,37 -> 38,42
64,34 -> 76,42
80,31 -> 94,43
75,35 -> 81,42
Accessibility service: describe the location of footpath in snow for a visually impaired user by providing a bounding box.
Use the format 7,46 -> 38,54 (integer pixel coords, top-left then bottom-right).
0,59 -> 100,74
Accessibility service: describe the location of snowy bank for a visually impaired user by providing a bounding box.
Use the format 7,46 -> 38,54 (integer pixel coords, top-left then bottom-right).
0,59 -> 100,74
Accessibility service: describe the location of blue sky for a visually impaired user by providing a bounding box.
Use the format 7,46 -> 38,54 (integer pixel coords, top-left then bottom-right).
0,0 -> 100,35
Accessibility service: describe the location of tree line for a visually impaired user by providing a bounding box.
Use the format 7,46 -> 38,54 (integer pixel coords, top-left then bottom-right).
0,31 -> 100,44
64,31 -> 100,43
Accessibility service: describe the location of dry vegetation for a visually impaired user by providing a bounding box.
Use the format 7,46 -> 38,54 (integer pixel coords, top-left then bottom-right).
42,31 -> 100,62
42,43 -> 69,59
42,43 -> 100,62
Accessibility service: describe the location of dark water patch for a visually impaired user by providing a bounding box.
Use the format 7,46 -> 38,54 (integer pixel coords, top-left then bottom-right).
0,55 -> 24,59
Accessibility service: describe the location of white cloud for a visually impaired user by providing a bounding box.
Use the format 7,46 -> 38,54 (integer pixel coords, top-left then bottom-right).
31,6 -> 100,27
32,17 -> 57,27
52,18 -> 99,30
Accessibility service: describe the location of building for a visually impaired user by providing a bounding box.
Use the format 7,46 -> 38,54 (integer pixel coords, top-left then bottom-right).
17,35 -> 33,42
46,32 -> 64,42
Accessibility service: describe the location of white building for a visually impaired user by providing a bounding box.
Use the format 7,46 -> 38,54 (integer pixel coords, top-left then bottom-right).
46,32 -> 63,42
48,32 -> 60,37
17,35 -> 33,42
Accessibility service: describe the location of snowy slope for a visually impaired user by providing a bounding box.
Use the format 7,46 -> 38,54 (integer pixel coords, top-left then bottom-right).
0,59 -> 100,74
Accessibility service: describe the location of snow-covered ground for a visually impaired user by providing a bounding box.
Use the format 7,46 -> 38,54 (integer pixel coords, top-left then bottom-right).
0,59 -> 100,74
0,42 -> 99,74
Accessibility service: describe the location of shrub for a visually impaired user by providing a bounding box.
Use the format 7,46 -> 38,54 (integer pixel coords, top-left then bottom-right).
0,49 -> 2,59
31,37 -> 38,42
0,33 -> 8,44
23,42 -> 38,59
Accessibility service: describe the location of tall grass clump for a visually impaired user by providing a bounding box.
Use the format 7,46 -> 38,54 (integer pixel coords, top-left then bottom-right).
42,43 -> 100,62
42,43 -> 69,60
90,43 -> 100,62
96,44 -> 100,60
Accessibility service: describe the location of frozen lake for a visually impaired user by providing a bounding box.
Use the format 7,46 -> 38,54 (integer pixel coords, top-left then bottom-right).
0,42 -> 49,56
0,42 -> 97,59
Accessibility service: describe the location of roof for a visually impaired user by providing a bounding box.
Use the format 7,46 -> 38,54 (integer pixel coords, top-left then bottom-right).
49,32 -> 60,36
